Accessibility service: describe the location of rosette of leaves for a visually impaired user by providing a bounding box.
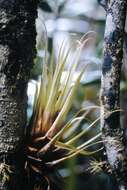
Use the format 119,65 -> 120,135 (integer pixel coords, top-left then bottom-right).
25,34 -> 101,190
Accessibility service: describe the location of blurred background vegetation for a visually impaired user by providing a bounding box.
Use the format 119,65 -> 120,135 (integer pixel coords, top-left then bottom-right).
27,0 -> 127,189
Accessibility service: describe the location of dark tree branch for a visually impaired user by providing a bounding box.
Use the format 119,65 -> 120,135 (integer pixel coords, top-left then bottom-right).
98,0 -> 108,10
0,0 -> 38,189
100,0 -> 127,190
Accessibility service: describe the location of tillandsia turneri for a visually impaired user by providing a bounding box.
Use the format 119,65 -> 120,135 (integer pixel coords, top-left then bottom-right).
24,32 -> 102,190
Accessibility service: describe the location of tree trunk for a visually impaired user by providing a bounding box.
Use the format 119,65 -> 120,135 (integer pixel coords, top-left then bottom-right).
100,0 -> 127,190
0,1 -> 38,189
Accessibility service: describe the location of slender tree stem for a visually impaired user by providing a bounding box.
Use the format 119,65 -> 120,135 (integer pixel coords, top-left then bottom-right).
100,0 -> 127,189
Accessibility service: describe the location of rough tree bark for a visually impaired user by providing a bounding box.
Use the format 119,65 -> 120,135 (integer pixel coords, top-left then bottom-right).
0,1 -> 38,189
100,0 -> 127,190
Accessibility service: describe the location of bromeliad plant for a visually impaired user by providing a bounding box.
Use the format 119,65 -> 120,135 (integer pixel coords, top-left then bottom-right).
25,33 -> 101,190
